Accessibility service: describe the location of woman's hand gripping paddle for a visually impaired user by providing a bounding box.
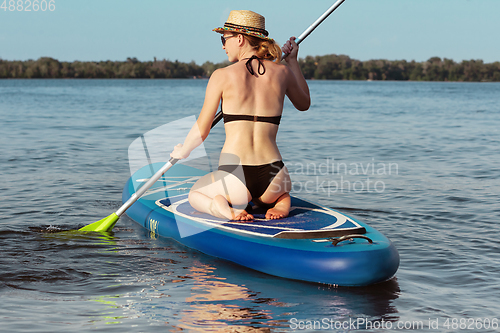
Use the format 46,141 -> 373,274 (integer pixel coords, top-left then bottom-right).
79,0 -> 347,233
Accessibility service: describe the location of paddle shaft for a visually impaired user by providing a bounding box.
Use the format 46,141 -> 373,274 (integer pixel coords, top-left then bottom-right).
115,158 -> 177,216
294,0 -> 346,46
282,0 -> 346,59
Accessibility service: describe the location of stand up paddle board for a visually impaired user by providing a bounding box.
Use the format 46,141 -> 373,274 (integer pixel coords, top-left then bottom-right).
123,162 -> 399,286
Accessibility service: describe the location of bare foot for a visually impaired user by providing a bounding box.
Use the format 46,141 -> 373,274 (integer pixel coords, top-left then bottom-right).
265,207 -> 289,220
233,210 -> 254,222
264,193 -> 291,220
210,195 -> 254,221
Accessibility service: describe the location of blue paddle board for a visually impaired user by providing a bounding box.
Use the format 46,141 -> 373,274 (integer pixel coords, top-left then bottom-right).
123,162 -> 399,286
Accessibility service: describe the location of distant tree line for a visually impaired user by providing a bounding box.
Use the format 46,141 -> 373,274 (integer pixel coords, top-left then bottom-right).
1,56 -> 499,81
300,55 -> 500,82
0,57 -> 229,79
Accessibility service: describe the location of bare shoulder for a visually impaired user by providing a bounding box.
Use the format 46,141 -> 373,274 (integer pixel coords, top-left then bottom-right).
210,63 -> 241,83
280,63 -> 296,80
206,67 -> 231,93
264,61 -> 290,80
209,67 -> 227,82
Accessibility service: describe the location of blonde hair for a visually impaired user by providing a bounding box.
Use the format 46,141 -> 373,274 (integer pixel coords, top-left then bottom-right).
243,35 -> 282,62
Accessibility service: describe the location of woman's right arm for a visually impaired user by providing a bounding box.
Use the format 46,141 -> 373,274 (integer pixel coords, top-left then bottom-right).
283,37 -> 310,111
170,69 -> 224,160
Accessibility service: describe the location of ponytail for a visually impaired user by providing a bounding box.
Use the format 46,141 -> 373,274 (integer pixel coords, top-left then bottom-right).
243,35 -> 282,62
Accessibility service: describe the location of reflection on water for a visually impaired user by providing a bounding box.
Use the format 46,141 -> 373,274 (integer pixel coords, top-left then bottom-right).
88,296 -> 128,325
178,264 -> 277,332
117,231 -> 401,331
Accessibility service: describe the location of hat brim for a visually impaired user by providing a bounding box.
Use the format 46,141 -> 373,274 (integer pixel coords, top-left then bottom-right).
213,27 -> 274,42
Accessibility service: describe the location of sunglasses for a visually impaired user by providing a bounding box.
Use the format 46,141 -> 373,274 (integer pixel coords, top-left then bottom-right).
221,35 -> 236,46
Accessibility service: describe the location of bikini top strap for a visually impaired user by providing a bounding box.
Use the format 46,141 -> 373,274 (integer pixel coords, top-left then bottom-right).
245,55 -> 265,76
222,112 -> 281,125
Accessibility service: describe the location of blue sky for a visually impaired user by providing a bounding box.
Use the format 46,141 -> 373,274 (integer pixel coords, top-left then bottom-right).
1,0 -> 499,64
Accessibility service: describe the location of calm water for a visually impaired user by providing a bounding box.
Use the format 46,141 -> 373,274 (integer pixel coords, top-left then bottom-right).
1,79 -> 499,332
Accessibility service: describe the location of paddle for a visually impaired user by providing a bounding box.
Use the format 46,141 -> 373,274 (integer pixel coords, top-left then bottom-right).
79,0 -> 346,233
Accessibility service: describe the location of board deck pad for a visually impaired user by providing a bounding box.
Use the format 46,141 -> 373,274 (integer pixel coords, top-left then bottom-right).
156,194 -> 366,239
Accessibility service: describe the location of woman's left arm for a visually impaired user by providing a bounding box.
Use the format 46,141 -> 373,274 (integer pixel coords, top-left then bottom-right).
170,69 -> 224,160
282,37 -> 310,111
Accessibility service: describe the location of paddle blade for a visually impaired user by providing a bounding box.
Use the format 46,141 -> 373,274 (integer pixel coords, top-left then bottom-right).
79,213 -> 120,232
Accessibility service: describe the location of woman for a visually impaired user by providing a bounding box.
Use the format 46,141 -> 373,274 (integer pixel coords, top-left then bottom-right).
170,10 -> 310,221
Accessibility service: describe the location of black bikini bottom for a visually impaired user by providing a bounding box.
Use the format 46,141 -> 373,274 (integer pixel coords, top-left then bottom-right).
218,161 -> 285,200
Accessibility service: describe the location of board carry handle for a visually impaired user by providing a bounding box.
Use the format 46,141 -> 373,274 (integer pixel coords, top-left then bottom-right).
330,235 -> 373,246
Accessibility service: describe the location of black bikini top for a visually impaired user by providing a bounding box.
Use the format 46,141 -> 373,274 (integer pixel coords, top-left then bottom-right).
222,112 -> 281,125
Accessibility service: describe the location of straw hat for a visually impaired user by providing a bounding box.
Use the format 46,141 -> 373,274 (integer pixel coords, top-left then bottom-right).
213,10 -> 273,42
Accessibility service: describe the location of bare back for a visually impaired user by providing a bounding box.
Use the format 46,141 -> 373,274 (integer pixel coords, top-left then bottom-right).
218,59 -> 289,165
